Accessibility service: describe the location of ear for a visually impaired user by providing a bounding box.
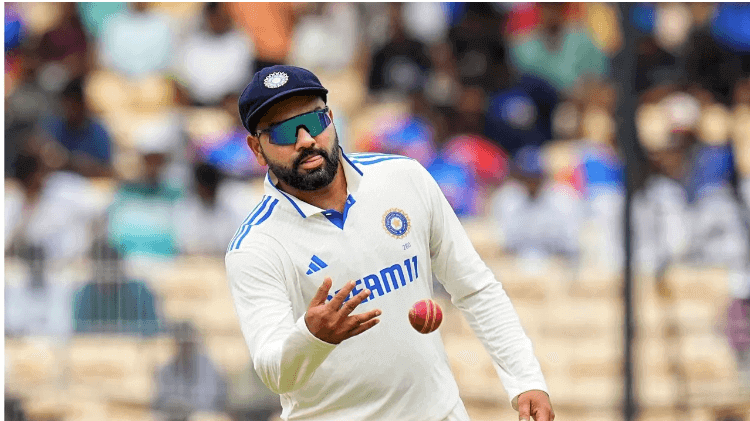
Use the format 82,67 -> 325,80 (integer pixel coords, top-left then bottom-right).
247,135 -> 267,167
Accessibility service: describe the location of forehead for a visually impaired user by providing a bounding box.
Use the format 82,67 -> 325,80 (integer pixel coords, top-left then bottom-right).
256,95 -> 325,129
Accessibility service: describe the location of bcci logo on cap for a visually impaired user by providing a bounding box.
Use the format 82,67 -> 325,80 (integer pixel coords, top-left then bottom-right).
264,72 -> 289,89
383,208 -> 410,239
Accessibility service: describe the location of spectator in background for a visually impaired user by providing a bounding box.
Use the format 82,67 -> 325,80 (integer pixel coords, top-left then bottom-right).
5,244 -> 73,338
422,41 -> 462,112
5,45 -> 52,177
174,163 -> 243,256
5,4 -> 24,52
484,74 -> 553,156
686,146 -> 749,268
684,3 -> 750,105
38,77 -> 113,178
428,87 -> 510,217
491,146 -> 581,262
108,123 -> 182,259
400,2 -> 450,46
154,321 -> 227,419
38,3 -> 90,78
289,3 -> 359,73
99,2 -> 173,79
368,3 -> 432,97
192,94 -> 266,179
226,363 -> 282,421
357,89 -> 438,168
509,2 -> 609,94
77,2 -> 127,40
5,154 -> 99,262
633,141 -> 691,274
447,2 -> 508,93
227,2 -> 299,71
576,102 -> 626,270
174,2 -> 254,107
635,34 -> 678,96
5,396 -> 27,421
73,241 -> 160,336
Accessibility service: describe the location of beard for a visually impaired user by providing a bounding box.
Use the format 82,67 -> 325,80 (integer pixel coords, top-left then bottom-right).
262,128 -> 341,191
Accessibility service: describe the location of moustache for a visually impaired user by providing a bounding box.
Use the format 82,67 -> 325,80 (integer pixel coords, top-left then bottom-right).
294,149 -> 329,170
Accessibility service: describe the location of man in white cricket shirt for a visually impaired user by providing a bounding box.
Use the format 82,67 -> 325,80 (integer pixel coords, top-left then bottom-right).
225,65 -> 554,421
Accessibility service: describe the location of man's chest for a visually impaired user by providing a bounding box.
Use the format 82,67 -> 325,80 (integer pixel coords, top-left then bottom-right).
282,191 -> 432,308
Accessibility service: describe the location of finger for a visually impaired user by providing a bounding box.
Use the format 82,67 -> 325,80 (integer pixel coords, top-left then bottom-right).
328,281 -> 356,310
339,288 -> 371,316
346,318 -> 380,337
518,398 -> 531,421
533,406 -> 551,421
351,308 -> 381,324
309,278 -> 332,308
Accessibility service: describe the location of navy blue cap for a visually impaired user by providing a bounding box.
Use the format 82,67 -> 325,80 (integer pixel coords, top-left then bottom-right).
238,65 -> 328,134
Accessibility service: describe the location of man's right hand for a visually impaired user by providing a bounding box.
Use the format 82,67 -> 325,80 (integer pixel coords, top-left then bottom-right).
305,278 -> 381,344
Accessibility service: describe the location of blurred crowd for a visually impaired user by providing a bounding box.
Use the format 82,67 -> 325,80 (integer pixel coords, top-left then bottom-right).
4,2 -> 750,420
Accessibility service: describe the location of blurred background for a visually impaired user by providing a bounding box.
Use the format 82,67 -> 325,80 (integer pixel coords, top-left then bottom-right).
4,2 -> 750,421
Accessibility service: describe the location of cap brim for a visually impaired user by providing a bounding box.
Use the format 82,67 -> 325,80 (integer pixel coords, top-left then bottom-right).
245,87 -> 328,133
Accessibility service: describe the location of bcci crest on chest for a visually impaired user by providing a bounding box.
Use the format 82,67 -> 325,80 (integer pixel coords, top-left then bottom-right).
382,208 -> 411,239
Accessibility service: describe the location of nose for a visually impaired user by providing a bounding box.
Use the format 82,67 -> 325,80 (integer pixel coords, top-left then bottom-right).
295,126 -> 316,149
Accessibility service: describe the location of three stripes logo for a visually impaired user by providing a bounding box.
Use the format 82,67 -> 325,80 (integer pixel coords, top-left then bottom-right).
306,255 -> 328,275
228,196 -> 279,251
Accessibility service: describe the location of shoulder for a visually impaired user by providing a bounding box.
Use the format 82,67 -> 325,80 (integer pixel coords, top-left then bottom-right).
225,195 -> 286,255
347,152 -> 415,164
347,152 -> 425,177
349,152 -> 435,191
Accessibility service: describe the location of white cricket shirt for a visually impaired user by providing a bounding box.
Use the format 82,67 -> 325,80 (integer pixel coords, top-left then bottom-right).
225,151 -> 548,421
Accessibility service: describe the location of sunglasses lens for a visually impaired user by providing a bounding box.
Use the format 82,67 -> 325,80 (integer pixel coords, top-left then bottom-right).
267,109 -> 330,145
269,123 -> 299,145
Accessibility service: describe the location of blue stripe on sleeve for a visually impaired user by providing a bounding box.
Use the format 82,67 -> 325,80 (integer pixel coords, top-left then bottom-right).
227,196 -> 265,251
234,198 -> 279,249
253,199 -> 278,226
341,152 -> 364,176
229,196 -> 271,250
351,156 -> 412,165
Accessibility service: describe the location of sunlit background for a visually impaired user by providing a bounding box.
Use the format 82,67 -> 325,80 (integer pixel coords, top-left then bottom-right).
4,2 -> 750,421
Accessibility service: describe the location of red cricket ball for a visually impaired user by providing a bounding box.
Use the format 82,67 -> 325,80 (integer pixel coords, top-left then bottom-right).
409,299 -> 443,334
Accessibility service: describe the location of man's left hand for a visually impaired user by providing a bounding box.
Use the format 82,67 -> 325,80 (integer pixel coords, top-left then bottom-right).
517,390 -> 554,421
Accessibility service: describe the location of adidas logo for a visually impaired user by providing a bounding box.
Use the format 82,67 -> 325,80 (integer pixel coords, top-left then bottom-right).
306,255 -> 328,275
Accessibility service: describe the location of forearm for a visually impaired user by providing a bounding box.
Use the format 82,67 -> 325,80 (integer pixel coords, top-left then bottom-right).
251,314 -> 336,394
453,280 -> 548,403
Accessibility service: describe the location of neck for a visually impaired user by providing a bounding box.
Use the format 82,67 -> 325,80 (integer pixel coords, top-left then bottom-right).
276,162 -> 348,213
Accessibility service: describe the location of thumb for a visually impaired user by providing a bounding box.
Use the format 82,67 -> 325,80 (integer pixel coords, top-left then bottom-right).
518,397 -> 531,421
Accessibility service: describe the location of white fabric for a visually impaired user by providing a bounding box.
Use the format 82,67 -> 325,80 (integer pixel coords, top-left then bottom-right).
5,172 -> 102,262
491,179 -> 582,259
99,11 -> 174,78
632,176 -> 691,273
689,185 -> 749,268
174,195 -> 245,255
401,3 -> 450,45
289,3 -> 359,72
442,398 -> 470,421
225,151 -> 548,421
176,28 -> 254,104
5,281 -> 73,338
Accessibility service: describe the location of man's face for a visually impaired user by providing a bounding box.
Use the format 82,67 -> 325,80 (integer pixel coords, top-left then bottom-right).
248,95 -> 340,191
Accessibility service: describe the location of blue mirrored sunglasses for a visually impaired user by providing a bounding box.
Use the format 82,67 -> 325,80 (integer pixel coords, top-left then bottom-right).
256,107 -> 331,145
